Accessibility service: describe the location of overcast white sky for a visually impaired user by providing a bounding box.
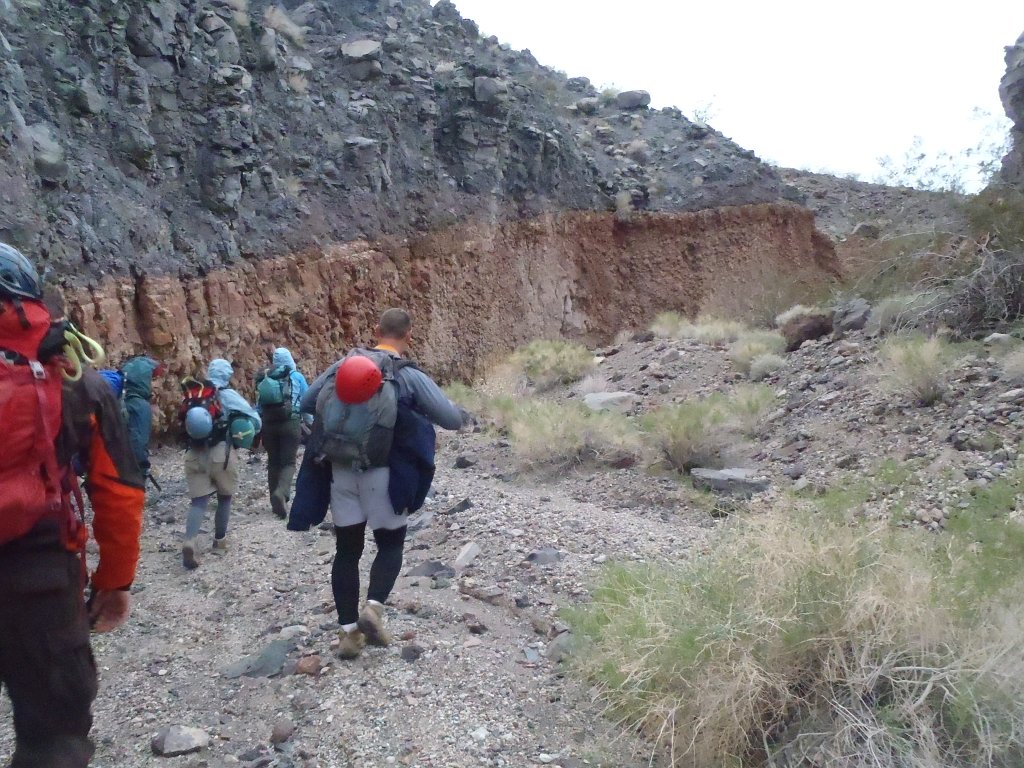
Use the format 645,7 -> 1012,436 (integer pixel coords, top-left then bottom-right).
443,0 -> 1023,189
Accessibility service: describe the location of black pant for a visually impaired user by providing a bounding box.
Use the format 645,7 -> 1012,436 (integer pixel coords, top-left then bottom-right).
332,524 -> 407,625
0,525 -> 97,767
263,418 -> 302,518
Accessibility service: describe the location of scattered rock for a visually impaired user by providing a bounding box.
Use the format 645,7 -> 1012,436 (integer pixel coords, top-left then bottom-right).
583,391 -> 638,414
222,638 -> 295,679
575,97 -> 600,115
151,726 -> 210,757
407,560 -> 455,578
833,298 -> 872,333
997,388 -> 1024,403
545,632 -> 573,663
341,39 -> 382,61
270,719 -> 295,745
454,542 -> 481,569
851,221 -> 881,239
526,547 -> 563,566
985,332 -> 1015,346
401,643 -> 425,662
690,468 -> 770,497
474,76 -> 508,105
782,463 -> 806,480
614,90 -> 651,110
455,454 -> 477,469
446,498 -> 475,515
293,655 -> 322,676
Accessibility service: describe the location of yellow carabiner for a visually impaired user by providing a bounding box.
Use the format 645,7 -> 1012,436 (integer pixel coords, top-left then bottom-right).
65,324 -> 106,367
62,341 -> 84,382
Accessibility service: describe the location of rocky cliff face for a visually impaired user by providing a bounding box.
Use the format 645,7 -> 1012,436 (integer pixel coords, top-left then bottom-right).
1000,31 -> 1024,186
0,0 -> 800,282
1,0 -> 837,418
66,204 -> 835,422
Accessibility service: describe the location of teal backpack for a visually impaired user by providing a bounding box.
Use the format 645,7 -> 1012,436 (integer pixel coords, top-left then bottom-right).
256,365 -> 293,422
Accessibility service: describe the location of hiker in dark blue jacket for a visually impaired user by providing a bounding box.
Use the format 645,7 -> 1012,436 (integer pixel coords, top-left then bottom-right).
288,309 -> 466,660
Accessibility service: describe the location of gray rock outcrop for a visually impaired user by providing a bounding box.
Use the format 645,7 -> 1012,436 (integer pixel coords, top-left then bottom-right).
1000,31 -> 1024,186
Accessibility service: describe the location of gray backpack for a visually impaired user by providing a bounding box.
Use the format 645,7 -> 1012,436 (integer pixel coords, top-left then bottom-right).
315,348 -> 403,469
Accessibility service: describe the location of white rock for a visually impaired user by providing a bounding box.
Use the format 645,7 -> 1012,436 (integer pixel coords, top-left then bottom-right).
583,391 -> 638,414
984,332 -> 1015,346
470,727 -> 489,742
151,725 -> 209,757
454,542 -> 481,569
997,389 -> 1024,403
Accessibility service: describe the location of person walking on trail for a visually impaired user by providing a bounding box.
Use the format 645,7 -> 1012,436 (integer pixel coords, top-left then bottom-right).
298,308 -> 466,660
121,355 -> 164,476
255,347 -> 310,519
0,242 -> 145,767
180,358 -> 261,570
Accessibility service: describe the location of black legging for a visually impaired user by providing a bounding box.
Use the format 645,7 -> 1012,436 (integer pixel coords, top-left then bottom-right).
332,523 -> 407,626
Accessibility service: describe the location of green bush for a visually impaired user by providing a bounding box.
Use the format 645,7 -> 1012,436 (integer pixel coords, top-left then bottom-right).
728,384 -> 777,437
509,340 -> 595,391
651,313 -> 747,344
569,510 -> 1024,767
748,353 -> 786,382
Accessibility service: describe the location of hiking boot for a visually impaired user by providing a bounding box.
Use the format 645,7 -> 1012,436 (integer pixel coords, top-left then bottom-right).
182,538 -> 199,570
336,628 -> 365,660
211,537 -> 228,555
270,494 -> 287,520
357,601 -> 392,647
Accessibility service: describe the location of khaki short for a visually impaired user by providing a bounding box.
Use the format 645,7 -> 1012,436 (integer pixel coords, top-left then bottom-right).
185,442 -> 239,499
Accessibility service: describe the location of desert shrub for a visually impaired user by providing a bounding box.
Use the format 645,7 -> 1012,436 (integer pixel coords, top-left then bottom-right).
614,190 -> 633,222
729,331 -> 786,376
569,510 -> 1024,767
702,264 -> 835,329
640,400 -> 730,472
866,291 -> 942,336
576,373 -> 610,395
509,340 -> 595,391
263,5 -> 305,46
599,86 -> 620,105
879,335 -> 953,406
773,303 -> 820,328
748,352 -> 786,382
651,311 -> 685,338
651,312 -> 746,344
507,400 -> 640,472
1000,346 -> 1024,386
728,384 -> 777,437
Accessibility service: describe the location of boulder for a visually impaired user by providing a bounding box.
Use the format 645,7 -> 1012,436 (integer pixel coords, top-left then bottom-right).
615,90 -> 650,110
781,311 -> 833,352
473,76 -> 508,105
454,542 -> 481,569
151,726 -> 209,757
984,332 -> 1015,346
833,298 -> 872,333
26,123 -> 68,182
341,39 -> 382,61
221,638 -> 295,679
575,97 -> 600,115
690,467 -> 770,497
851,221 -> 881,239
70,81 -> 104,115
526,547 -> 563,566
583,391 -> 638,414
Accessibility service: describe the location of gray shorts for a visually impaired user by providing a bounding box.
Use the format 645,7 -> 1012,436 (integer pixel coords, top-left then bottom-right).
330,466 -> 409,531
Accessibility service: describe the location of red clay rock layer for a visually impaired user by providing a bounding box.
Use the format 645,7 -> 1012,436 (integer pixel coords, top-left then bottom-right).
65,203 -> 837,422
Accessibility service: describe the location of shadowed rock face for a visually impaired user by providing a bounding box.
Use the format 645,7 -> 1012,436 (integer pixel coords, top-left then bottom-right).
1001,31 -> 1024,186
0,0 -> 800,284
64,204 -> 837,422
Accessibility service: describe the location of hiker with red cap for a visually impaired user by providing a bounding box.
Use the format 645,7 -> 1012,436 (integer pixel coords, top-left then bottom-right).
0,242 -> 145,766
293,308 -> 466,659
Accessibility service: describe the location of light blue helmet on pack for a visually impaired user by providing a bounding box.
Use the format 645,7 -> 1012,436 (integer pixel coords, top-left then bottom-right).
185,406 -> 214,440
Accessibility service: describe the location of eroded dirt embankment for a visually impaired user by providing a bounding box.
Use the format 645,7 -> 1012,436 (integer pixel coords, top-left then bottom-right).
65,203 -> 836,420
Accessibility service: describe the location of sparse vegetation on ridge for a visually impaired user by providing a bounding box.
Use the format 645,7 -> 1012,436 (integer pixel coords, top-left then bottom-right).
878,335 -> 953,406
509,339 -> 596,391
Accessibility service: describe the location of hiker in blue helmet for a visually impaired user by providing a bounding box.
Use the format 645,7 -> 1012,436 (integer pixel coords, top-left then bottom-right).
180,358 -> 261,570
254,347 -> 310,519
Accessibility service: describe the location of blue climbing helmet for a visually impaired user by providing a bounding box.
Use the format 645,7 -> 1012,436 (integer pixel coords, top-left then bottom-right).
184,406 -> 214,441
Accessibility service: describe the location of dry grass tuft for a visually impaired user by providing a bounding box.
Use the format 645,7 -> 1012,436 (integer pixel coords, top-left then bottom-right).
509,340 -> 595,391
263,5 -> 305,46
507,400 -> 640,472
651,312 -> 746,344
729,331 -> 786,376
866,292 -> 939,336
576,373 -> 610,396
569,509 -> 1024,767
748,353 -> 786,382
774,303 -> 820,328
879,335 -> 953,406
728,384 -> 777,437
640,400 -> 730,472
